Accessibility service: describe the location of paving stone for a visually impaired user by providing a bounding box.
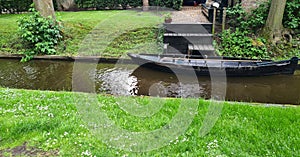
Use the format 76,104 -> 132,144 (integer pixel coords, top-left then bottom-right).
171,6 -> 210,23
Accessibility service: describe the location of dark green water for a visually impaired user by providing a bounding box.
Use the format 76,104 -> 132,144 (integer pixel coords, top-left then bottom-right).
0,59 -> 299,104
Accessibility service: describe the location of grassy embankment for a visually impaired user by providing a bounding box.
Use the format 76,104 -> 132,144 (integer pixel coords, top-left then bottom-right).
0,10 -> 163,57
0,88 -> 299,156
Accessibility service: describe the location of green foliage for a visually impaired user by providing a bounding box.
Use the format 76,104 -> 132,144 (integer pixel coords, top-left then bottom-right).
18,7 -> 63,62
0,0 -> 31,13
75,0 -> 183,10
224,1 -> 299,59
284,0 -> 300,29
217,29 -> 269,59
227,0 -> 300,31
2,0 -> 182,13
93,0 -> 124,9
149,0 -> 183,10
227,2 -> 269,32
226,4 -> 247,27
242,2 -> 269,32
268,39 -> 300,59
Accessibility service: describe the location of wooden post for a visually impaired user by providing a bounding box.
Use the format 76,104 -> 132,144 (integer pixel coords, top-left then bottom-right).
212,7 -> 216,35
222,7 -> 226,31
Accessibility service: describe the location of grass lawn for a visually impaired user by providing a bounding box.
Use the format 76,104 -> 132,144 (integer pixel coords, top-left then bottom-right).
0,88 -> 299,156
0,10 -> 163,57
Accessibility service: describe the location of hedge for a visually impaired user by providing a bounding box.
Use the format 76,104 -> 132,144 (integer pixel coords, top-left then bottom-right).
149,0 -> 183,10
0,0 -> 32,13
77,0 -> 183,10
0,0 -> 183,14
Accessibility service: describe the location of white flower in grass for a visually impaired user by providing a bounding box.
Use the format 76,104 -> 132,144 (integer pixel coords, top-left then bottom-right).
48,113 -> 54,118
181,137 -> 188,142
81,150 -> 92,156
38,106 -> 48,111
64,132 -> 69,136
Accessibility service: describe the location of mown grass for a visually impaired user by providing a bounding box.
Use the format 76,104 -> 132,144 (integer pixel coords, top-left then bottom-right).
0,14 -> 25,54
0,88 -> 299,156
0,10 -> 163,57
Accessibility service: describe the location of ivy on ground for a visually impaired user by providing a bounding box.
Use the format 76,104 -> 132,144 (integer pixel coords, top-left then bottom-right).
217,29 -> 269,59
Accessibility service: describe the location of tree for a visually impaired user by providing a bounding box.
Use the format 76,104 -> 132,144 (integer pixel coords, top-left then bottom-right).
142,0 -> 149,11
56,0 -> 76,11
263,0 -> 287,43
33,0 -> 56,19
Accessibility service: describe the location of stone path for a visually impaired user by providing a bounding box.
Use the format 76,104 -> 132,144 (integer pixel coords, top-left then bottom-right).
171,6 -> 209,23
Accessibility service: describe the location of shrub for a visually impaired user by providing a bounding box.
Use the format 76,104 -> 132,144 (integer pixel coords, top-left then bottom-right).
226,4 -> 247,28
217,29 -> 269,59
0,0 -> 32,13
227,2 -> 269,33
75,0 -> 182,10
223,0 -> 299,59
149,0 -> 183,10
3,0 -> 183,12
18,7 -> 63,62
284,0 -> 300,29
227,0 -> 300,31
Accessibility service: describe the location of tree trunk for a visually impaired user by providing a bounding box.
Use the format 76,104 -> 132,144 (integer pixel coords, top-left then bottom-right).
142,0 -> 149,11
263,0 -> 287,43
33,0 -> 56,20
56,0 -> 76,11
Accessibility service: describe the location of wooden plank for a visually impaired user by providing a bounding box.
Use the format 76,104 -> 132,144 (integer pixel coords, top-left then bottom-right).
188,44 -> 193,50
205,45 -> 209,50
188,44 -> 215,51
163,23 -> 213,34
164,43 -> 168,49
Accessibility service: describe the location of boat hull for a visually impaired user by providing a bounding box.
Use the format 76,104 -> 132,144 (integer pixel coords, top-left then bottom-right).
128,53 -> 298,77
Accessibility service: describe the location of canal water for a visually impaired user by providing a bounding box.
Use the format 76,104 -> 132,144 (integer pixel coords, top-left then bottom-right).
0,59 -> 299,104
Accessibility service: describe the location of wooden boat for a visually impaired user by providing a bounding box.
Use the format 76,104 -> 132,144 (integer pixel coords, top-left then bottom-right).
128,53 -> 299,77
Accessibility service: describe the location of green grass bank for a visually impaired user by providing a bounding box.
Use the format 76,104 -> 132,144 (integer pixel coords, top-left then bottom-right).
0,10 -> 163,57
0,88 -> 299,156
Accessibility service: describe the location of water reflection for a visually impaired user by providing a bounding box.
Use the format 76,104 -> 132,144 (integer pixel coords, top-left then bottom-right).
226,75 -> 300,104
130,66 -> 211,98
96,67 -> 138,96
0,59 -> 73,91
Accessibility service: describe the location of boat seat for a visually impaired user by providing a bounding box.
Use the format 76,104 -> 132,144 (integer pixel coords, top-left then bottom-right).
188,44 -> 215,56
188,44 -> 215,51
163,43 -> 168,54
